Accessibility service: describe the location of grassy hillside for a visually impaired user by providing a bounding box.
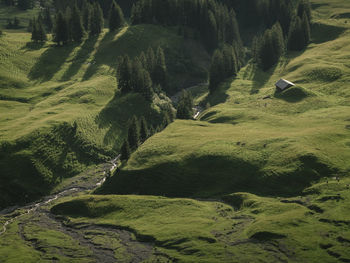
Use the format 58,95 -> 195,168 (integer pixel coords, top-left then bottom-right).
0,24 -> 209,208
100,0 -> 350,198
51,176 -> 350,262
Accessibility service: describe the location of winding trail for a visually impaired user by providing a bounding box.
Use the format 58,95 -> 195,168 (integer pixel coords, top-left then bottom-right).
0,155 -> 120,236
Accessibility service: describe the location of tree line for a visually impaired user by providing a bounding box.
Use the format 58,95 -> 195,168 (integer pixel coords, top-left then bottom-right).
29,0 -> 124,45
251,0 -> 311,71
121,112 -> 173,161
117,46 -> 167,101
130,0 -> 242,51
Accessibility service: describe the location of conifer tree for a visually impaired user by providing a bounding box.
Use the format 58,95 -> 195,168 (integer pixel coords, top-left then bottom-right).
109,0 -> 125,31
301,11 -> 311,45
118,55 -> 132,93
297,0 -> 311,23
90,2 -> 104,36
154,47 -> 167,88
142,70 -> 153,102
17,0 -> 33,10
271,22 -> 285,59
70,4 -> 85,42
53,11 -> 69,45
37,18 -> 47,42
31,18 -> 38,42
209,49 -> 224,94
27,19 -> 33,32
131,57 -> 144,93
120,140 -> 131,160
44,7 -> 53,32
82,2 -> 92,32
146,47 -> 155,78
139,117 -> 149,142
287,16 -> 305,51
176,90 -> 193,119
127,116 -> 140,150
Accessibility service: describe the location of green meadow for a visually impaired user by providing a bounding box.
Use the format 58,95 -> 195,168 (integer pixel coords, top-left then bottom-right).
1,0 -> 350,262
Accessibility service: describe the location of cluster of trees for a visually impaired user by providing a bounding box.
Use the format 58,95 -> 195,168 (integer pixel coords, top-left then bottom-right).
209,43 -> 244,93
52,0 -> 124,46
131,0 -> 242,50
251,0 -> 311,70
1,0 -> 34,10
176,90 -> 194,119
121,113 -> 173,161
31,16 -> 47,42
6,17 -> 20,29
117,47 -> 167,101
251,22 -> 284,71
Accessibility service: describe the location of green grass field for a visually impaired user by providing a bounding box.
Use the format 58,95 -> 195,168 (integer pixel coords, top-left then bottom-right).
1,0 -> 350,262
101,0 -> 350,199
0,23 -> 209,208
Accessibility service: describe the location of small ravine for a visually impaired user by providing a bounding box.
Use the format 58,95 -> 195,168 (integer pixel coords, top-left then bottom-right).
0,155 -> 120,236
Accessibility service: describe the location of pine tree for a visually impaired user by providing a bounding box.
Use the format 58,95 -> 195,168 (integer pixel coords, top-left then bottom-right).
90,2 -> 104,36
82,2 -> 92,32
287,16 -> 305,51
271,22 -> 285,59
302,11 -> 311,45
118,55 -> 132,94
120,140 -> 131,160
154,46 -> 167,88
17,0 -> 32,10
297,0 -> 311,23
209,49 -> 224,94
258,29 -> 275,70
146,47 -> 155,78
142,70 -> 153,101
131,57 -> 144,93
27,19 -> 33,32
53,11 -> 69,46
176,90 -> 193,120
139,117 -> 149,142
109,0 -> 125,31
44,7 -> 53,32
127,116 -> 140,150
37,18 -> 47,42
70,4 -> 85,42
31,18 -> 38,42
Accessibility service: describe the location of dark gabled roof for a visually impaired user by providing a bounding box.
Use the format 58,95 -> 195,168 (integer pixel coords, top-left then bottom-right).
275,79 -> 295,90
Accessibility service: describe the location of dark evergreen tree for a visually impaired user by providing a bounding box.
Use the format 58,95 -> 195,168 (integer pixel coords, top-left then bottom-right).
209,49 -> 224,94
176,90 -> 193,119
131,57 -> 144,93
297,0 -> 311,23
82,2 -> 92,32
141,70 -> 153,102
31,18 -> 38,42
109,0 -> 125,31
301,11 -> 311,45
120,139 -> 131,160
146,47 -> 155,78
53,11 -> 69,45
17,0 -> 33,10
287,16 -> 305,51
27,19 -> 33,32
271,22 -> 285,60
117,55 -> 132,93
13,17 -> 20,28
90,2 -> 104,36
127,116 -> 140,150
44,7 -> 53,32
70,4 -> 85,42
139,116 -> 149,142
154,46 -> 167,88
37,18 -> 47,42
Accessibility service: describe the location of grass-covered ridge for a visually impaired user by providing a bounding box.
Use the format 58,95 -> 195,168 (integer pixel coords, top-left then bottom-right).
100,0 -> 350,198
52,176 -> 350,262
0,23 -> 209,208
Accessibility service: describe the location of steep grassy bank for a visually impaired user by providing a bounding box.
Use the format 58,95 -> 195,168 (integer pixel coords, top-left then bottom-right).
51,176 -> 350,262
0,24 -> 209,208
99,0 -> 350,198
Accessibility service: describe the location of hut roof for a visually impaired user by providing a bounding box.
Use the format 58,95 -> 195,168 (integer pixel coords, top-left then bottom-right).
275,79 -> 295,91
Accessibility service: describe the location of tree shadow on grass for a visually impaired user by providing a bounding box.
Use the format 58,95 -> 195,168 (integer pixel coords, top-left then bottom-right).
201,80 -> 232,107
22,41 -> 45,50
61,36 -> 99,81
82,31 -> 123,81
28,44 -> 75,82
250,63 -> 276,95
